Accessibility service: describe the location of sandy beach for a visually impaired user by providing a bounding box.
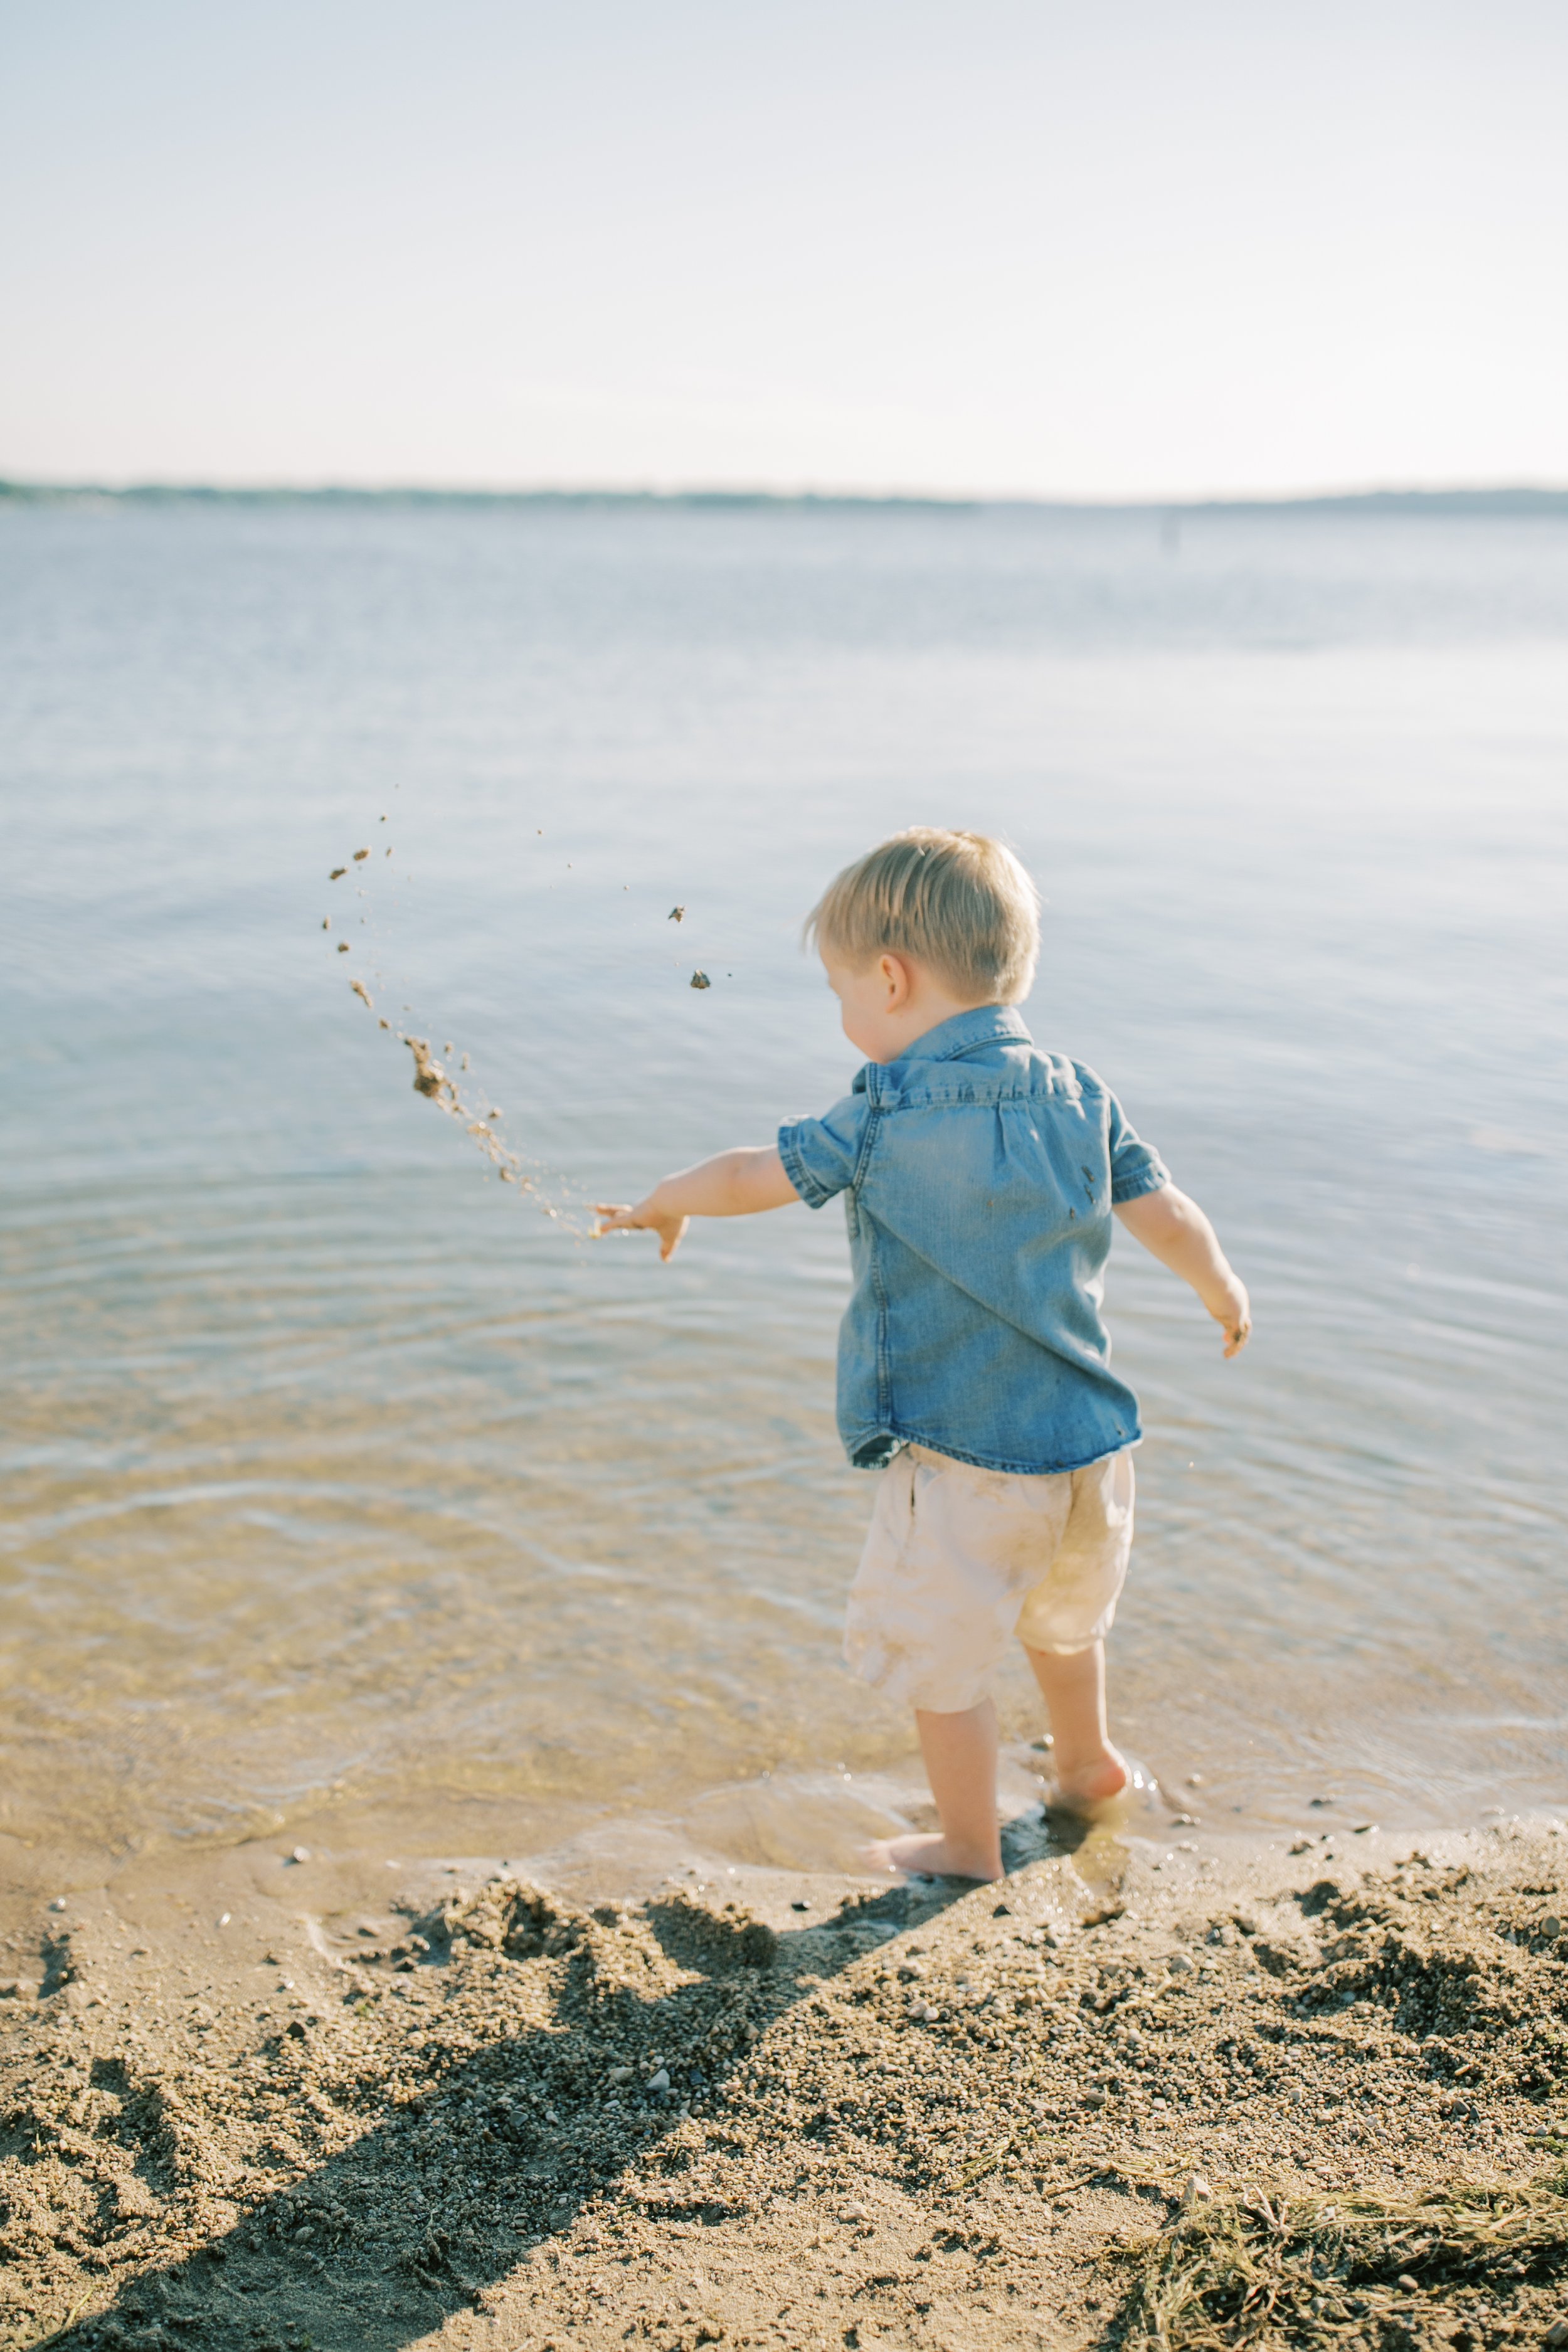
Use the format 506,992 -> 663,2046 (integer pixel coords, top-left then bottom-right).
4,1806 -> 1566,2351
7,13 -> 1568,2350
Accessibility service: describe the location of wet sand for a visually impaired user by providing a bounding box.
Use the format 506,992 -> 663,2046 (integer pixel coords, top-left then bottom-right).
4,1809 -> 1567,2350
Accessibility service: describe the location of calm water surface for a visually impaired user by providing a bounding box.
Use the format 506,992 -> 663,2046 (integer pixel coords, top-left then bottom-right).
3,499 -> 1566,1881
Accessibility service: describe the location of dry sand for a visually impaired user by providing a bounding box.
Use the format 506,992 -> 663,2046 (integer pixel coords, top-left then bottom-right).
4,1811 -> 1568,2351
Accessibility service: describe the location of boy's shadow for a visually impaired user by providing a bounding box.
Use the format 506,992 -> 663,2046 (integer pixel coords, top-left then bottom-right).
42,1874 -> 995,2352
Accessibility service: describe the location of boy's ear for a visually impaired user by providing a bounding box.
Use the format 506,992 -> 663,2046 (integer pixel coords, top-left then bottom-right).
879,952 -> 913,1007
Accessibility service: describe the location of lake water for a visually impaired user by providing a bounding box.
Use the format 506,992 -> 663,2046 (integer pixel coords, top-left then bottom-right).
3,495 -> 1566,1890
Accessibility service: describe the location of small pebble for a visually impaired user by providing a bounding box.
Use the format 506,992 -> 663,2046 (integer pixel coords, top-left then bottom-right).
689,970 -> 711,990
669,906 -> 686,923
1398,2274 -> 1420,2292
1167,1952 -> 1194,1974
216,1913 -> 231,1928
645,2069 -> 670,2093
841,2203 -> 867,2222
1541,1916 -> 1562,1939
353,848 -> 370,861
329,867 -> 346,880
48,1897 -> 67,1913
1544,2321 -> 1568,2351
288,1846 -> 310,1864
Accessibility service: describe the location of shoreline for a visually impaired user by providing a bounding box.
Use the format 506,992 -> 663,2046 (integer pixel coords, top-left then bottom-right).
4,1806 -> 1567,2349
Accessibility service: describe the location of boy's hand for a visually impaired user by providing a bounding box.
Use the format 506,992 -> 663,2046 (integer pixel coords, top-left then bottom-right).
1210,1278 -> 1252,1359
593,1195 -> 689,1261
1114,1185 -> 1252,1359
592,1148 -> 796,1261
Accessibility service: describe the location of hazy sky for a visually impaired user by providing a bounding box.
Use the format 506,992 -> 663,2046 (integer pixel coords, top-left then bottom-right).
3,1 -> 1565,497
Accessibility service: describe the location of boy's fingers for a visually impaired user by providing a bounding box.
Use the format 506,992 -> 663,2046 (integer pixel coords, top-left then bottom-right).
591,1204 -> 638,1236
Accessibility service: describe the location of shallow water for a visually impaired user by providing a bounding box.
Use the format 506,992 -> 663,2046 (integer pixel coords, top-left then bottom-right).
3,497 -> 1566,1882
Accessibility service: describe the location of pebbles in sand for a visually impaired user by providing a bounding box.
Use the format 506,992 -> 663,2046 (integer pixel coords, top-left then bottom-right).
6,1829 -> 1568,2349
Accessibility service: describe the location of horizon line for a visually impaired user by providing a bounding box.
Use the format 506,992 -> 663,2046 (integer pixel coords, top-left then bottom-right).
3,477 -> 1568,517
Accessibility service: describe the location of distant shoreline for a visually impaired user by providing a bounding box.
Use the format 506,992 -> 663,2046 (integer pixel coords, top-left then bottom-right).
3,479 -> 1568,519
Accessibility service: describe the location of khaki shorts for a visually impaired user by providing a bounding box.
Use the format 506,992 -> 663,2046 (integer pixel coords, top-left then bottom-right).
844,1443 -> 1134,1714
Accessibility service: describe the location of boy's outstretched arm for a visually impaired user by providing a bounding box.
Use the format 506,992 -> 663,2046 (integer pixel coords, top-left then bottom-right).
1113,1185 -> 1252,1357
595,1147 -> 797,1261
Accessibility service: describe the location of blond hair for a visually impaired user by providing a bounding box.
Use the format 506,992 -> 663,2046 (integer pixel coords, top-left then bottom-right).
805,827 -> 1040,1003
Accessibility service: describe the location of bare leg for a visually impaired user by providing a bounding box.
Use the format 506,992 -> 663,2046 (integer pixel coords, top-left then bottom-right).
1024,1640 -> 1128,1810
862,1700 -> 1004,1881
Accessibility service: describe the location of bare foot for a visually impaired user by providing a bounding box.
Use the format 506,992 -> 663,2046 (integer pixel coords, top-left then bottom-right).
861,1832 -> 1003,1883
1049,1747 -> 1131,1816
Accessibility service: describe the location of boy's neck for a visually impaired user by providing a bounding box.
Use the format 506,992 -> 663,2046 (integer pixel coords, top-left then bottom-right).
886,992 -> 1006,1060
831,951 -> 1012,1064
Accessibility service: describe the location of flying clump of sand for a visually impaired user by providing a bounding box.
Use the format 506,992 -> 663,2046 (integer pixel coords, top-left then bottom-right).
400,1032 -> 559,1217
322,822 -> 721,1229
320,820 -> 578,1226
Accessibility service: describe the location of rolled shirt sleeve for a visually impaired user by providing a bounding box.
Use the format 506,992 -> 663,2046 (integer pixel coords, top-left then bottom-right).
778,1086 -> 871,1209
1106,1090 -> 1170,1204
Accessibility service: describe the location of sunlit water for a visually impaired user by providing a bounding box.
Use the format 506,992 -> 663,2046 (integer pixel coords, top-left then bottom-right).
3,497 -> 1566,1885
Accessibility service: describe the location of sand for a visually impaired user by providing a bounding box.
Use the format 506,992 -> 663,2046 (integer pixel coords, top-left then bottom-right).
4,1812 -> 1567,2351
318,837 -> 602,1227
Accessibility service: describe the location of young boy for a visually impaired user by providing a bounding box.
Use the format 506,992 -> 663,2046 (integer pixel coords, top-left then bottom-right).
596,829 -> 1249,1882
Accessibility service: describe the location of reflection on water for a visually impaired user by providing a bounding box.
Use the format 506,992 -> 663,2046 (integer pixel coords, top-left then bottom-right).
2,497 -> 1565,1880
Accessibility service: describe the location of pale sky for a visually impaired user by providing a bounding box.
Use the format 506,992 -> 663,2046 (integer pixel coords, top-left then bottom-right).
3,1 -> 1565,499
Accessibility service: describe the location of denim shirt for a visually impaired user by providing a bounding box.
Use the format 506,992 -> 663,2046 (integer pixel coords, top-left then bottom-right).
778,1005 -> 1169,1476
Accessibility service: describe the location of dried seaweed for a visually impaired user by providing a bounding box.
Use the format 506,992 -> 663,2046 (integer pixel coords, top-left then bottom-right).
1118,2169 -> 1568,2348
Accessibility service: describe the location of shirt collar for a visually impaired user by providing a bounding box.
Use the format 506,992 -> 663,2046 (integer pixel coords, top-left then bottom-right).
889,1002 -> 1033,1069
